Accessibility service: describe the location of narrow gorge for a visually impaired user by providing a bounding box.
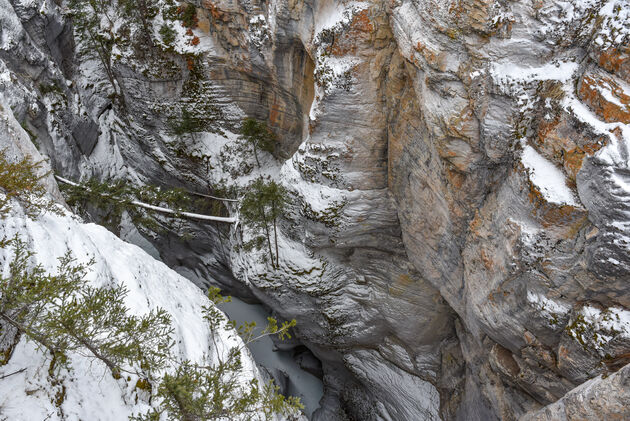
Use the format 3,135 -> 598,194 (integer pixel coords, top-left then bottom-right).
1,0 -> 629,420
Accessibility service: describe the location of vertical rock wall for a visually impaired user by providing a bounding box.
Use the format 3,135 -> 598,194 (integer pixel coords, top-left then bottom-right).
2,0 -> 630,420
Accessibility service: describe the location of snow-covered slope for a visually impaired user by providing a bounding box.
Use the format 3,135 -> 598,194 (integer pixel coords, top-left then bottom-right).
0,201 -> 258,420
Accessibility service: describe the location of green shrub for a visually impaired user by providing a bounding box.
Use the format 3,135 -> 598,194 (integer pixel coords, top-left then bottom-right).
0,149 -> 60,219
240,118 -> 277,167
159,24 -> 177,47
181,4 -> 197,28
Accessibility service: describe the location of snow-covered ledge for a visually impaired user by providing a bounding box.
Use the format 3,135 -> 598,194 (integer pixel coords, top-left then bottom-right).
0,202 -> 253,419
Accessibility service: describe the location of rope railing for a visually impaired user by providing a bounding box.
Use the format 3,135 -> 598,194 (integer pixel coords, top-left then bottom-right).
55,175 -> 237,224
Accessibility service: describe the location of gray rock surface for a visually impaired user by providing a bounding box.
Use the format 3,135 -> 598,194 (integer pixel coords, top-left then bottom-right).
1,0 -> 629,420
520,364 -> 630,421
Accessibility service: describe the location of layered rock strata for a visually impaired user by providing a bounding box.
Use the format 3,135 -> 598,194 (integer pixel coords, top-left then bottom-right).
1,0 -> 630,419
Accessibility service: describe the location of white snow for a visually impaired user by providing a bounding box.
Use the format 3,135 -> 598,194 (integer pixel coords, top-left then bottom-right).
491,61 -> 578,86
249,14 -> 270,50
568,304 -> 630,352
0,201 -> 257,420
313,1 -> 368,36
565,96 -> 630,169
282,150 -> 348,215
308,1 -> 368,120
527,291 -> 570,319
593,0 -> 630,50
596,83 -> 625,107
521,144 -> 579,206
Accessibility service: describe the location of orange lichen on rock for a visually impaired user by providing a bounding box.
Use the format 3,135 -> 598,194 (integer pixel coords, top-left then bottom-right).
203,0 -> 228,21
480,248 -> 494,270
414,42 -> 446,70
525,179 -> 587,238
597,47 -> 630,84
449,0 -> 495,34
468,209 -> 484,235
535,116 -> 607,181
351,9 -> 374,33
578,73 -> 630,124
328,9 -> 376,57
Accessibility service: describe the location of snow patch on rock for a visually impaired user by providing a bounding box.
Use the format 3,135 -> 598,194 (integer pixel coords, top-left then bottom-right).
521,144 -> 579,206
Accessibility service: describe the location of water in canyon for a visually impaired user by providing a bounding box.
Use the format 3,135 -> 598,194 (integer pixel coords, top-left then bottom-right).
219,296 -> 325,418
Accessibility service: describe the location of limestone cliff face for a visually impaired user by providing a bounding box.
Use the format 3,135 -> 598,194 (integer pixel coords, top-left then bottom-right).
2,0 -> 630,420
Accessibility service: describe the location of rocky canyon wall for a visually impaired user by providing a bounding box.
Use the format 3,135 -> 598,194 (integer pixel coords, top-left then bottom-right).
1,0 -> 630,420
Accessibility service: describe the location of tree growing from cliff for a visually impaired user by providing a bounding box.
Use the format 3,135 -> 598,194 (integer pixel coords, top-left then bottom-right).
66,0 -> 167,105
180,3 -> 198,29
0,236 -> 174,381
0,149 -> 61,219
59,176 -> 234,236
119,0 -> 160,44
170,109 -> 206,136
67,0 -> 123,102
240,119 -> 277,168
133,287 -> 301,421
240,177 -> 288,269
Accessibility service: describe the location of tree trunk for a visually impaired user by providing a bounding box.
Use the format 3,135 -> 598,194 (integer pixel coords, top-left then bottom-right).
272,200 -> 279,268
253,144 -> 260,167
258,204 -> 274,269
66,325 -> 121,378
273,219 -> 279,268
263,221 -> 274,269
0,311 -> 61,356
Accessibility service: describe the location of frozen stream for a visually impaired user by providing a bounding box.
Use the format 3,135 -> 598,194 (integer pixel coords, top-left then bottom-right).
219,297 -> 324,418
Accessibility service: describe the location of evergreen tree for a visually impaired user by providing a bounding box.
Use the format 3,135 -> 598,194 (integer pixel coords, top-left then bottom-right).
67,0 -> 122,101
0,237 -> 173,379
0,149 -> 60,219
171,109 -> 205,136
181,3 -> 198,29
159,24 -> 177,47
132,287 -> 302,421
240,119 -> 277,167
119,0 -> 160,44
240,178 -> 288,269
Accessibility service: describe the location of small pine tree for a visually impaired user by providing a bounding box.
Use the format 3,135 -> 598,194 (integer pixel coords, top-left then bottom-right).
0,237 -> 174,380
133,287 -> 302,421
0,149 -> 61,219
240,119 -> 277,167
240,178 -> 288,269
170,109 -> 205,136
181,4 -> 198,28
